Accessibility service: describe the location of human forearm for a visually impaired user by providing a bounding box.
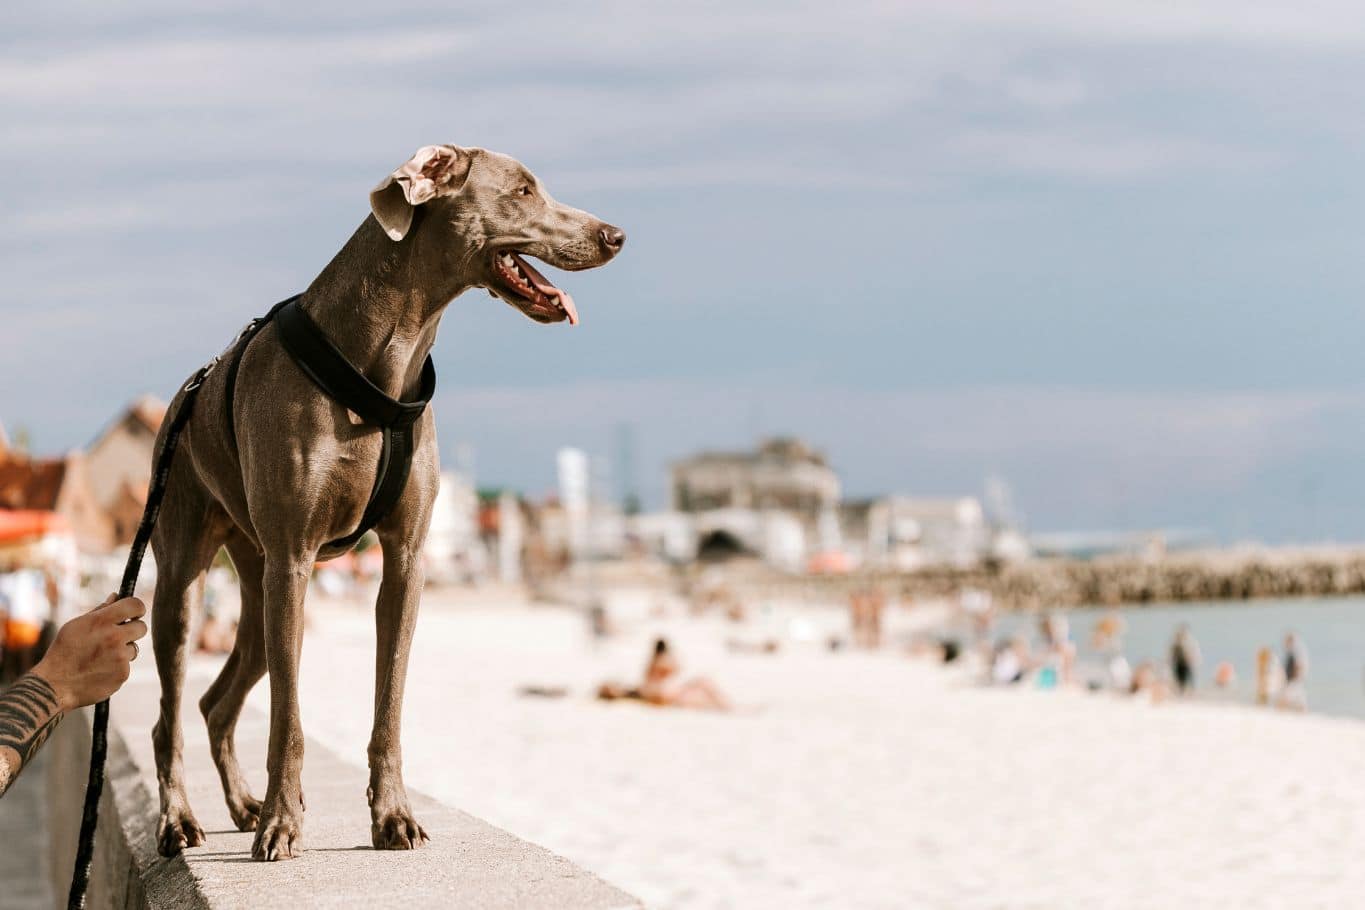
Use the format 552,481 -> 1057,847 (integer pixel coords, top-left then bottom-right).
0,672 -> 63,797
0,593 -> 148,799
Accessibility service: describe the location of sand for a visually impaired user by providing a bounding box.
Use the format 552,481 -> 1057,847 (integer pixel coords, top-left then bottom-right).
218,590 -> 1365,909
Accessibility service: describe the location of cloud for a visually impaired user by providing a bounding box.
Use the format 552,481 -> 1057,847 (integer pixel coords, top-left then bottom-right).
3,174 -> 310,238
431,378 -> 1343,523
1003,75 -> 1091,110
950,128 -> 1266,179
916,0 -> 1365,50
5,1 -> 1365,540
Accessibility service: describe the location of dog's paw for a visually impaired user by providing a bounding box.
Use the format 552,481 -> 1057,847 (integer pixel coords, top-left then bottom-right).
157,807 -> 206,857
371,807 -> 429,851
251,801 -> 303,861
227,793 -> 262,832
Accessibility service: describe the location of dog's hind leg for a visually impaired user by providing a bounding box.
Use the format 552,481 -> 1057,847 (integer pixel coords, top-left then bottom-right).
151,469 -> 228,857
199,531 -> 267,832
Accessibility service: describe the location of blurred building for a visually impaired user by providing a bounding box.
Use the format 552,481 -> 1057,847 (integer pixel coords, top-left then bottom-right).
533,496 -> 627,562
630,511 -> 696,564
423,470 -> 485,583
0,450 -> 112,552
862,496 -> 989,569
661,437 -> 841,568
85,395 -> 165,545
690,507 -> 808,570
0,397 -> 171,553
670,437 -> 840,517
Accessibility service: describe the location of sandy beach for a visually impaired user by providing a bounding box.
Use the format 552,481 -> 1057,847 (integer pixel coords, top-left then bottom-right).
183,589 -> 1365,909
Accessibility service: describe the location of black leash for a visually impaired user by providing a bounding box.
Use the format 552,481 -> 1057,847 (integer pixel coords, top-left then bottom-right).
67,359 -> 216,909
66,295 -> 434,906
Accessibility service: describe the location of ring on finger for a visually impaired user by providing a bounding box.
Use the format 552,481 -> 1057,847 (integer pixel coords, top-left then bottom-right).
128,641 -> 140,661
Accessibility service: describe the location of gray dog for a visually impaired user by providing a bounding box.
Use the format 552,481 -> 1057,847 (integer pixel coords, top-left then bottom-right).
148,145 -> 624,861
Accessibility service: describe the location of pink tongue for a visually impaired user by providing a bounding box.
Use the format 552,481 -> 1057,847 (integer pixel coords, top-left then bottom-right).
511,253 -> 578,326
554,289 -> 579,325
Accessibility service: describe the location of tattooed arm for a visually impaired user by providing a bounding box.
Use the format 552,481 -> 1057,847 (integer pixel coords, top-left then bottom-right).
0,673 -> 63,795
0,594 -> 147,798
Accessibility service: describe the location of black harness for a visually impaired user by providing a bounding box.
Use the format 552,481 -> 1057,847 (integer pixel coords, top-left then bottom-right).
223,295 -> 436,552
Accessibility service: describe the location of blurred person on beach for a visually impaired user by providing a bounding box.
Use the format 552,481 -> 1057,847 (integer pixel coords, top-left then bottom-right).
1278,632 -> 1309,711
1039,611 -> 1069,651
196,612 -> 236,655
195,570 -> 238,655
990,635 -> 1029,685
1106,652 -> 1133,692
1255,645 -> 1279,706
850,589 -> 885,649
1213,661 -> 1237,689
0,594 -> 146,798
959,589 -> 995,647
598,639 -> 730,711
1090,610 -> 1127,654
1170,625 -> 1201,695
640,639 -> 729,710
588,602 -> 611,642
1037,611 -> 1076,686
1130,660 -> 1170,703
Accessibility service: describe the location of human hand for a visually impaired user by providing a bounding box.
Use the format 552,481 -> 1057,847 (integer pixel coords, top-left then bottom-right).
31,594 -> 148,712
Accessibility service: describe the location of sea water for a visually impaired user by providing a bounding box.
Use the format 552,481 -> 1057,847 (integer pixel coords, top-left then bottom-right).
997,597 -> 1365,720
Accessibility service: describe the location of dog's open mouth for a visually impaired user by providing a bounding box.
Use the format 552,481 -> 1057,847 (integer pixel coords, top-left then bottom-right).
490,251 -> 578,325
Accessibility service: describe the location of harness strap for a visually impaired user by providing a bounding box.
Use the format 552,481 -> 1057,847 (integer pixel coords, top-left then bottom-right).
224,295 -> 299,450
222,295 -> 436,554
329,422 -> 412,552
275,302 -> 435,429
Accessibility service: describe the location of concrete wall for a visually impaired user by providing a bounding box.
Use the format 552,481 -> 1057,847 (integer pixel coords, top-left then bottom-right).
46,707 -> 199,909
42,674 -> 639,910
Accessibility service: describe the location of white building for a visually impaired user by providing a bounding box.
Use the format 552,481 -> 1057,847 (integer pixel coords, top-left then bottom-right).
670,437 -> 840,518
865,496 -> 989,569
630,511 -> 697,564
423,470 -> 485,583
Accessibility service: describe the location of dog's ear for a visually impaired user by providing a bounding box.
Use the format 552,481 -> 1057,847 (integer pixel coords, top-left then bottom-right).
369,145 -> 471,241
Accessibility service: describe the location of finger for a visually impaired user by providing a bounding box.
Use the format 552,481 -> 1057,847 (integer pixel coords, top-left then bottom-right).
122,619 -> 149,642
104,597 -> 147,623
90,592 -> 119,612
126,640 -> 141,661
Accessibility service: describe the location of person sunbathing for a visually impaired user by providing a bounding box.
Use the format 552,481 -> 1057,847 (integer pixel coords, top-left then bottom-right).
598,639 -> 730,711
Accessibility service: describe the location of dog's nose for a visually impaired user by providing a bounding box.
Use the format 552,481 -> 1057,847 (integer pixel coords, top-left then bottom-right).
599,225 -> 626,254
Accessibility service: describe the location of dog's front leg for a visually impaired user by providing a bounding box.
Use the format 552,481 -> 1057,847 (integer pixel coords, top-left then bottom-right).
367,537 -> 430,850
251,553 -> 311,861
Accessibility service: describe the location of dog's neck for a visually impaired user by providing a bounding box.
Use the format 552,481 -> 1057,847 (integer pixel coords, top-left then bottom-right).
299,215 -> 473,400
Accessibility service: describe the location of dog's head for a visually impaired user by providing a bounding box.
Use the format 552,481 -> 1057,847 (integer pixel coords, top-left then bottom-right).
369,145 -> 625,325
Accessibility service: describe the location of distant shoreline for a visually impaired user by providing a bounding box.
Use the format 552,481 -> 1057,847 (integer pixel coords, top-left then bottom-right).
702,547 -> 1365,610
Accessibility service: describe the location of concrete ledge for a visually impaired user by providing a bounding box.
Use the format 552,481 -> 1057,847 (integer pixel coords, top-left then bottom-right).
45,668 -> 639,909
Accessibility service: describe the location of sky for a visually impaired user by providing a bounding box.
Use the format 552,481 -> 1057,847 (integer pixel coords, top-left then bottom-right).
3,1 -> 1365,542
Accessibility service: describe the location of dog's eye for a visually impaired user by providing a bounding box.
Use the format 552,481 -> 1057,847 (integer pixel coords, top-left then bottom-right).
517,185 -> 534,197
